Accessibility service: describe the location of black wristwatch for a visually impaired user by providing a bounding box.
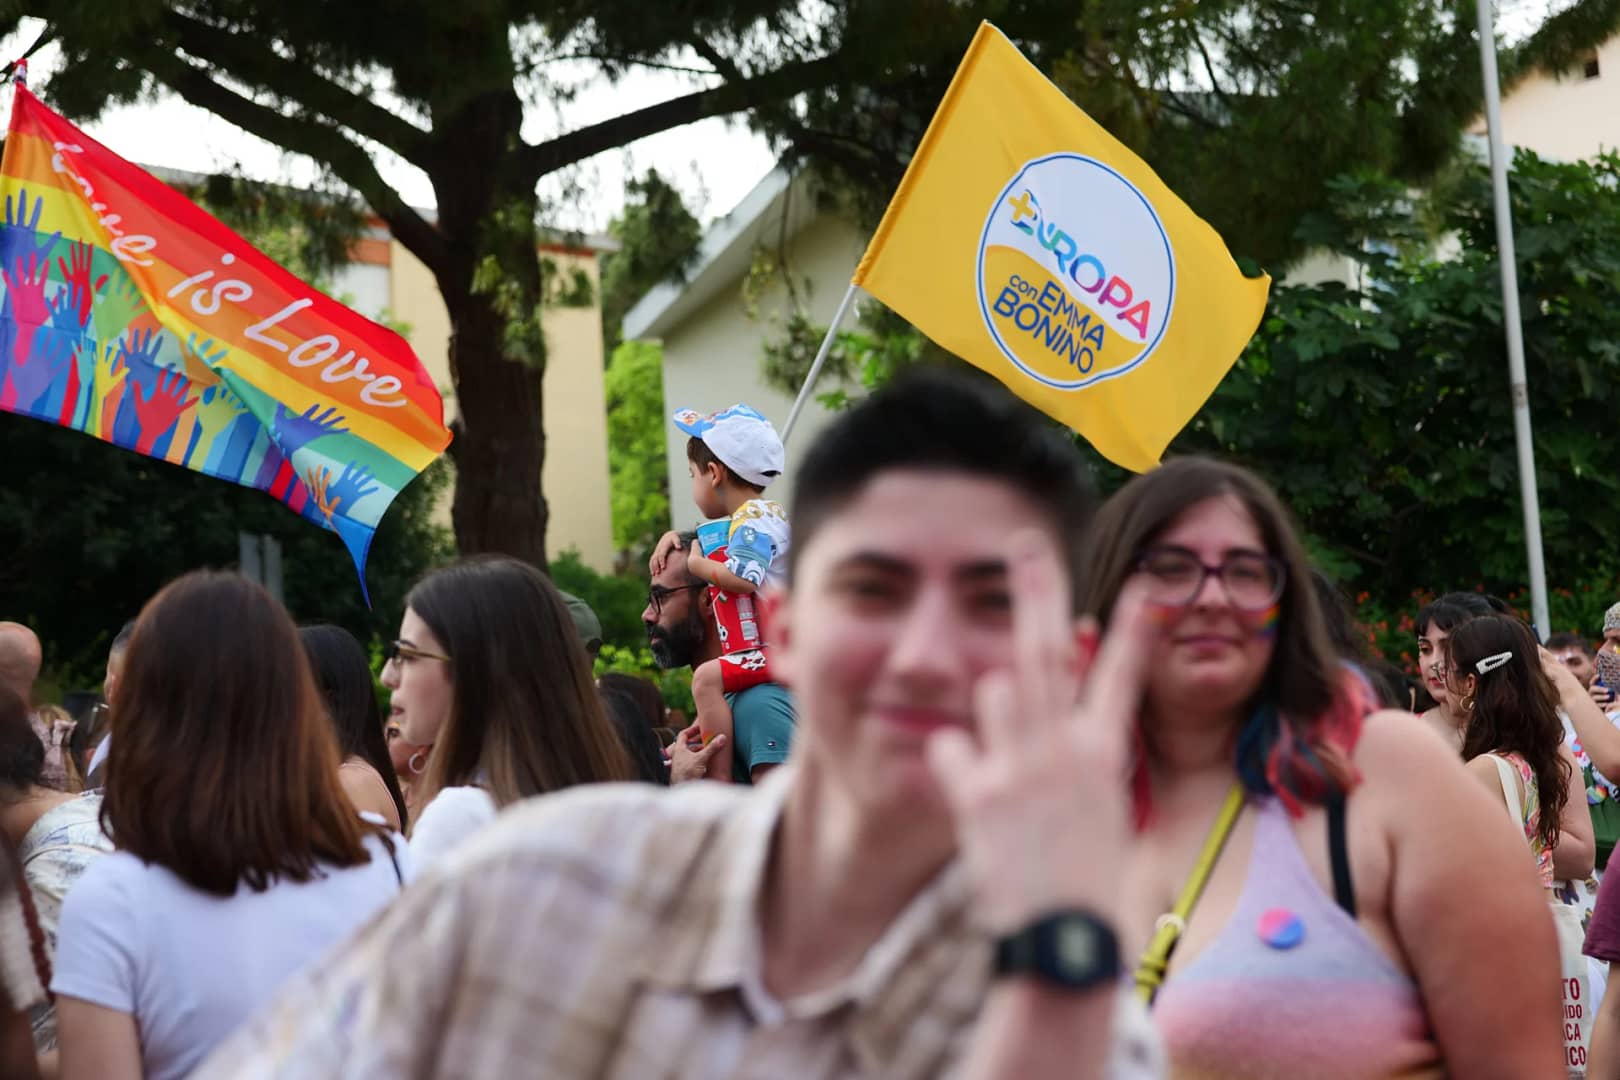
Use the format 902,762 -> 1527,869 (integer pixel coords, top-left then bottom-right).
993,910 -> 1121,991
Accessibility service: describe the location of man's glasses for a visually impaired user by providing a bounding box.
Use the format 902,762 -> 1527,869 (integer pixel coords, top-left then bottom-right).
1134,546 -> 1287,612
648,583 -> 705,616
382,640 -> 452,666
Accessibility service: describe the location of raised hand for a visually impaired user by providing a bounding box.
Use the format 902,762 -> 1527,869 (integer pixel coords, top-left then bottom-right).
132,368 -> 199,455
304,464 -> 337,524
272,403 -> 349,455
56,241 -> 107,328
925,532 -> 1155,933
113,327 -> 165,390
326,460 -> 380,519
2,323 -> 75,412
0,189 -> 59,268
4,248 -> 56,362
91,269 -> 147,346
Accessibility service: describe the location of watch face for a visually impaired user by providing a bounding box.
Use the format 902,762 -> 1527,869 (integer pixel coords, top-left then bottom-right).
1056,919 -> 1100,975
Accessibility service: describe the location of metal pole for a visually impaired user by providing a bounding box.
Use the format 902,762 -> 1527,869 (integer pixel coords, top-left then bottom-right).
781,282 -> 861,444
1476,0 -> 1550,639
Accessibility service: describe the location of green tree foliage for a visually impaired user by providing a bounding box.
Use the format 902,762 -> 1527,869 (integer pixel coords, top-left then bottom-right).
599,169 -> 703,353
604,341 -> 672,565
1174,151 -> 1620,607
777,0 -> 1620,269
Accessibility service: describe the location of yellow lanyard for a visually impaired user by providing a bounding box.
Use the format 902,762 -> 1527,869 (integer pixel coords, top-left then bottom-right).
1133,782 -> 1247,1006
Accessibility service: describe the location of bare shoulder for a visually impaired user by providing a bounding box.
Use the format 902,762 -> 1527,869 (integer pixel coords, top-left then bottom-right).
1350,709 -> 1463,779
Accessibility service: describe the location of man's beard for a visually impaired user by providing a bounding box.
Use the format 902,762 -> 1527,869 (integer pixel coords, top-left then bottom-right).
647,609 -> 706,670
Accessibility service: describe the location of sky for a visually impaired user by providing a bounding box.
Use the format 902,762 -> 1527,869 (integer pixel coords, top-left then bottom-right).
0,4 -> 1571,235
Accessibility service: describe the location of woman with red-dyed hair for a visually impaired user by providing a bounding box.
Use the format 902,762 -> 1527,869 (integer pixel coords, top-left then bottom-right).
1081,456 -> 1562,1078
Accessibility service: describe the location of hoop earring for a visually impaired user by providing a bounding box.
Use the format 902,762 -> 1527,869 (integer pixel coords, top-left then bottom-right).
408,750 -> 427,776
1460,694 -> 1475,713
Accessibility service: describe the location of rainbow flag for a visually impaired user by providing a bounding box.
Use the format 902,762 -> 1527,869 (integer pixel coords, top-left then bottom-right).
0,80 -> 451,597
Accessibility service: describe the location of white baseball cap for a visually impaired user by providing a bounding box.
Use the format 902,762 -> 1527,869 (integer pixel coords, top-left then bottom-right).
672,404 -> 785,488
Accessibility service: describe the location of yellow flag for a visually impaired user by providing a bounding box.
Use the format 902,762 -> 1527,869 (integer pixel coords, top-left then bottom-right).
853,22 -> 1270,472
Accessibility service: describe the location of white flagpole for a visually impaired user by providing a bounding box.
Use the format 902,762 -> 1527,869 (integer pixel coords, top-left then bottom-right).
1475,0 -> 1550,638
781,282 -> 862,444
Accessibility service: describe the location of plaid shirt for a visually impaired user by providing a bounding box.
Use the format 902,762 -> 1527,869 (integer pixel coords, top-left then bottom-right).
196,770 -> 1161,1079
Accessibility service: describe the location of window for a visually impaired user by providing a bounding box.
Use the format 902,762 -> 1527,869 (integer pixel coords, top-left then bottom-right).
1585,53 -> 1601,80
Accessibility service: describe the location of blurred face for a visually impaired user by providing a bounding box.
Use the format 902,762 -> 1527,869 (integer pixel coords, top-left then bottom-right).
103,648 -> 125,704
688,459 -> 729,519
1602,628 -> 1620,656
769,469 -> 1063,820
1555,648 -> 1595,688
1135,496 -> 1277,721
379,607 -> 453,747
1417,622 -> 1450,707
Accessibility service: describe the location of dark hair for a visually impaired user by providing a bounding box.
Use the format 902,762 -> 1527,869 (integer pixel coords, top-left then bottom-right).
0,686 -> 43,792
104,571 -> 375,896
599,689 -> 670,786
789,367 -> 1095,607
1448,614 -> 1568,852
1310,569 -> 1364,660
1546,632 -> 1593,657
1415,591 -> 1507,639
405,556 -> 636,813
1361,661 -> 1412,711
597,673 -> 666,732
299,625 -> 409,831
687,436 -> 764,494
1080,456 -> 1362,817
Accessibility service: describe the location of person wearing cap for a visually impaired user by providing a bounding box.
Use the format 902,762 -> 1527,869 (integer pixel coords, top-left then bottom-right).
651,404 -> 791,783
557,590 -> 604,660
1590,602 -> 1620,713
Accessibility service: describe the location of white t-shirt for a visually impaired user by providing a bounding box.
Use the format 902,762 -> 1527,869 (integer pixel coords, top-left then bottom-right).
51,832 -> 410,1080
408,785 -> 497,869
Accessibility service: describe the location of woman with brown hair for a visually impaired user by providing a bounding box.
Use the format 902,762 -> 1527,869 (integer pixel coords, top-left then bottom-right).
1445,614 -> 1577,885
385,556 -> 635,865
1083,456 -> 1563,1076
50,572 -> 407,1080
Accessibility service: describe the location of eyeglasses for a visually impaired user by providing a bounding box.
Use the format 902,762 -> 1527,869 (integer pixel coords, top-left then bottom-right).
382,640 -> 452,666
648,583 -> 705,616
1134,546 -> 1287,613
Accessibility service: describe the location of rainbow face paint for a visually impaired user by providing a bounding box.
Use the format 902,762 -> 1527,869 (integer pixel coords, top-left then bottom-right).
1250,603 -> 1281,639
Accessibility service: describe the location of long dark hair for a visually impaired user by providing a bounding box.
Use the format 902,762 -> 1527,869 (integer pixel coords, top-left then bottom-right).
299,625 -> 409,831
1448,615 -> 1568,852
406,556 -> 635,813
1080,456 -> 1364,819
1415,591 -> 1504,639
104,571 -> 375,896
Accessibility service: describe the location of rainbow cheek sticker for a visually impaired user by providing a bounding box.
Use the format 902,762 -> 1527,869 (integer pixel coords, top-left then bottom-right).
1257,907 -> 1305,950
1251,604 -> 1281,639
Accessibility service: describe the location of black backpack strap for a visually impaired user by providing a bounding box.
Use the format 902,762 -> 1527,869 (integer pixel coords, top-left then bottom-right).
1327,794 -> 1356,918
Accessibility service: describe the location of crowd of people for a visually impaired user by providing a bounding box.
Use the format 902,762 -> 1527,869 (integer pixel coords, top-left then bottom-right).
0,367 -> 1616,1077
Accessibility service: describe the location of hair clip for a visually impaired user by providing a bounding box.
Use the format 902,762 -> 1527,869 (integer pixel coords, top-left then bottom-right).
1475,651 -> 1513,675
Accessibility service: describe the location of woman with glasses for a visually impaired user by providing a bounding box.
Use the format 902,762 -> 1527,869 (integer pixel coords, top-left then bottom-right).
385,556 -> 635,867
1081,456 -> 1563,1076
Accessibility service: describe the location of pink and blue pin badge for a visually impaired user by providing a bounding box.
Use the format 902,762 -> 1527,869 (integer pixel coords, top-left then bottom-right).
1257,908 -> 1305,950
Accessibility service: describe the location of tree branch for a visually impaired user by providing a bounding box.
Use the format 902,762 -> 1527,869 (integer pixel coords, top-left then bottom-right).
518,51 -> 844,182
159,9 -> 433,169
138,50 -> 449,279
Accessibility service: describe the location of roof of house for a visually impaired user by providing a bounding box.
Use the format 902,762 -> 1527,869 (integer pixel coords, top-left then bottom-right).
623,166 -> 822,340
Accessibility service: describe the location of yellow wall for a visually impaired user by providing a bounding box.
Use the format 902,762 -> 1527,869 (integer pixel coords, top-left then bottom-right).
1473,38 -> 1620,160
389,241 -> 615,572
659,215 -> 869,530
